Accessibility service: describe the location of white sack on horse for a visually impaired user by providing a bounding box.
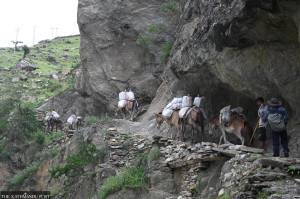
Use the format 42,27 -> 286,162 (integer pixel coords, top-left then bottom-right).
162,108 -> 173,118
119,91 -> 135,101
170,98 -> 182,105
44,115 -> 50,121
193,96 -> 205,108
127,91 -> 135,100
182,96 -> 193,107
171,103 -> 182,110
118,100 -> 127,109
51,111 -> 60,119
67,114 -> 76,125
119,91 -> 126,101
179,107 -> 190,118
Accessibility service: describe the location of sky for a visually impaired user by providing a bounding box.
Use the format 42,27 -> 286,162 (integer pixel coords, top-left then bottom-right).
0,0 -> 79,47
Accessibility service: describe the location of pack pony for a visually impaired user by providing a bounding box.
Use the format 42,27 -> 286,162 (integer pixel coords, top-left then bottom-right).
155,110 -> 181,140
209,105 -> 253,146
115,100 -> 138,121
181,107 -> 204,143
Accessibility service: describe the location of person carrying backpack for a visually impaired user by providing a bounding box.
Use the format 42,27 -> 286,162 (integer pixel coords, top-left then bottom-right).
261,98 -> 289,157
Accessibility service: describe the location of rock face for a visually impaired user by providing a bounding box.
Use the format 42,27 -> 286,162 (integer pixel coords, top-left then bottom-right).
5,119 -> 299,199
76,0 -> 300,156
77,0 -> 171,113
77,0 -> 300,120
163,0 -> 300,116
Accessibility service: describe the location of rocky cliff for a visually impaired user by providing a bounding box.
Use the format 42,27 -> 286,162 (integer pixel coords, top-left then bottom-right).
2,120 -> 299,199
76,0 -> 300,154
3,0 -> 300,198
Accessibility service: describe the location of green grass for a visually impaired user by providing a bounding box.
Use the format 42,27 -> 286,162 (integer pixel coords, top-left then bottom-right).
147,147 -> 160,164
85,116 -> 101,127
5,162 -> 40,190
50,189 -> 59,197
44,132 -> 66,146
49,144 -> 103,179
0,36 -> 80,105
98,166 -> 147,199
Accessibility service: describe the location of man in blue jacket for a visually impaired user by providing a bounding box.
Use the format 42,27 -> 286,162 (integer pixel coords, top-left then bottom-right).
261,98 -> 289,157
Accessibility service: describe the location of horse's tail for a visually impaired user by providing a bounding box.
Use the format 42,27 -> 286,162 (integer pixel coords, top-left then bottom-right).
244,121 -> 254,146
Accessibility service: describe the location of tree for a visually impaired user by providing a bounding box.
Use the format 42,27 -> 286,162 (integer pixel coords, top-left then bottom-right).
22,45 -> 30,58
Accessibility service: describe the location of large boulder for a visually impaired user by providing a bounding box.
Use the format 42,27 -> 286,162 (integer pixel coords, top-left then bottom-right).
14,59 -> 38,71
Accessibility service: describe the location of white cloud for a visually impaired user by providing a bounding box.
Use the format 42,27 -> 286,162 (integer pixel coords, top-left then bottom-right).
0,0 -> 79,47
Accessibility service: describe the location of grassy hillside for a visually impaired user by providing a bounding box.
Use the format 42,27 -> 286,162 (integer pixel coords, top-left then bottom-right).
0,35 -> 80,104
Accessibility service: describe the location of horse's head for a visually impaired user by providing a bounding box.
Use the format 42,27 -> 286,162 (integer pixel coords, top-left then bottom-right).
220,105 -> 231,123
154,112 -> 163,129
208,117 -> 219,137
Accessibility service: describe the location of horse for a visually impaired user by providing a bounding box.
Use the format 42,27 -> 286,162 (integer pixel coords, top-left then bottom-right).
154,110 -> 181,140
181,107 -> 205,143
115,100 -> 138,121
76,116 -> 83,130
212,105 -> 253,146
47,116 -> 63,133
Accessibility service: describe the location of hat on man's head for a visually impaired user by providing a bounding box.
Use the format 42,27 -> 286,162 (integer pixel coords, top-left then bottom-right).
267,98 -> 282,107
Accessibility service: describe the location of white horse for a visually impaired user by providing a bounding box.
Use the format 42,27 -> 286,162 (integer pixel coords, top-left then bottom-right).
217,105 -> 252,146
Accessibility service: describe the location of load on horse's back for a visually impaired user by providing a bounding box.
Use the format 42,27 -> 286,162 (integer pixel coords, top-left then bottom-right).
67,114 -> 83,130
158,95 -> 207,143
115,90 -> 138,121
179,95 -> 206,143
213,105 -> 253,146
45,111 -> 62,133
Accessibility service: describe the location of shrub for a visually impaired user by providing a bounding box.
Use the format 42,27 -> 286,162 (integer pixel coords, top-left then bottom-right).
160,42 -> 173,63
147,147 -> 160,164
284,166 -> 300,175
22,45 -> 30,58
50,189 -> 59,197
71,60 -> 81,70
44,131 -> 65,146
49,144 -> 103,179
98,166 -> 147,199
0,98 -> 16,134
48,79 -> 62,92
5,163 -> 40,190
6,102 -> 42,140
84,116 -> 100,127
32,130 -> 45,144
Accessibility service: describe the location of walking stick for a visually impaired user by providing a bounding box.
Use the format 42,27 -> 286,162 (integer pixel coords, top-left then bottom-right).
249,115 -> 262,145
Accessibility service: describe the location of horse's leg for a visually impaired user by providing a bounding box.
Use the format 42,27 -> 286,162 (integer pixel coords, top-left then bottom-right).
191,126 -> 195,144
236,128 -> 245,145
130,111 -> 133,121
167,124 -> 171,139
181,120 -> 185,142
219,129 -> 225,146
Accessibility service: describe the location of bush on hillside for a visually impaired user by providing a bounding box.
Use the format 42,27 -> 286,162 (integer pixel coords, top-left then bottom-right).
5,102 -> 42,140
0,98 -> 16,134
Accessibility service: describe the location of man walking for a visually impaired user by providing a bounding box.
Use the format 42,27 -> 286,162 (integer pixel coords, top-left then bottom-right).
261,98 -> 289,157
256,97 -> 268,153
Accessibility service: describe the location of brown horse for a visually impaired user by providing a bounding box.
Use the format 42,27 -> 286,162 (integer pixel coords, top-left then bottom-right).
209,114 -> 253,146
115,100 -> 138,121
181,107 -> 204,143
155,111 -> 181,140
48,116 -> 63,133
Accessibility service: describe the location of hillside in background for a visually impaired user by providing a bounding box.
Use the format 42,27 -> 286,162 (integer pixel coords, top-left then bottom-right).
0,35 -> 80,105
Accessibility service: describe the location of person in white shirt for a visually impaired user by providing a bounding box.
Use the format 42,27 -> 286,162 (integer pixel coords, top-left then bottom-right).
256,97 -> 268,153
